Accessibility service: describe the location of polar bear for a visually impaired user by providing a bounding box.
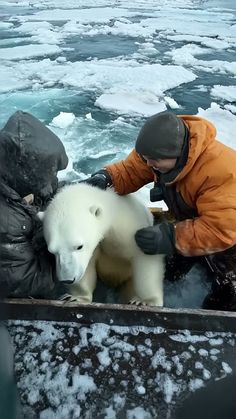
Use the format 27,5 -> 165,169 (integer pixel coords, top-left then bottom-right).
38,183 -> 165,306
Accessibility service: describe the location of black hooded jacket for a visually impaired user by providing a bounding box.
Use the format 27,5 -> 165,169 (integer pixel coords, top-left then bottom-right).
0,111 -> 68,298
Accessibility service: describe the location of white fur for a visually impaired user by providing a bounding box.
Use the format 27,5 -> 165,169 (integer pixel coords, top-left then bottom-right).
39,183 -> 164,306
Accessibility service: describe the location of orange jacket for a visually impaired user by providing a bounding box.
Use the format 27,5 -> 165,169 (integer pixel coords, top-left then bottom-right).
105,116 -> 236,257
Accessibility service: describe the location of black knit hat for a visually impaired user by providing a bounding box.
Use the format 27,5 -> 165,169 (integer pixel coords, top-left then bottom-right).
135,111 -> 186,159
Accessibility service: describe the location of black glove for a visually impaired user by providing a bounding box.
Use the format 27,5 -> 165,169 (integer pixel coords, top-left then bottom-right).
82,169 -> 112,190
150,184 -> 164,202
135,222 -> 175,255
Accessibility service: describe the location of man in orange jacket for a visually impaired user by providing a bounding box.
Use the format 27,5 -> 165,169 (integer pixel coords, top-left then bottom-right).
85,111 -> 236,311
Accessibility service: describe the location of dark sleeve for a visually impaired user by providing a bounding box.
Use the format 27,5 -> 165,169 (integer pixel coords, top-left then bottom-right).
0,200 -> 61,299
1,238 -> 58,299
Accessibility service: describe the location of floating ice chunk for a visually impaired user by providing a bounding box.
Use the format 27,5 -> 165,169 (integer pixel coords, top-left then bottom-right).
198,349 -> 208,357
168,44 -> 236,76
95,92 -> 166,116
89,323 -> 111,345
136,385 -> 146,395
113,364 -> 120,372
224,104 -> 236,114
137,12 -> 236,39
172,355 -> 183,375
88,150 -> 114,159
197,85 -> 208,92
145,338 -> 152,347
0,66 -> 31,93
126,406 -> 152,419
72,345 -> 80,355
97,348 -> 111,367
14,21 -> 61,44
138,42 -> 155,50
113,393 -> 125,409
180,351 -> 192,361
19,7 -> 135,23
195,361 -> 203,369
16,21 -> 52,34
0,58 -> 197,99
88,20 -> 157,38
110,341 -> 135,352
0,37 -> 33,47
104,406 -> 116,419
203,369 -> 211,380
164,96 -> 180,109
211,85 -> 236,102
189,378 -> 204,391
72,371 -> 97,394
166,34 -> 231,50
50,112 -> 76,128
209,338 -> 223,346
198,102 -> 236,149
41,350 -> 51,362
137,344 -> 153,357
167,44 -> 209,66
170,332 -> 208,343
56,56 -> 67,63
85,112 -> 93,120
57,158 -> 75,181
162,374 -> 181,404
0,44 -> 61,60
0,22 -> 13,29
137,42 -> 157,57
152,347 -> 172,371
221,362 -> 232,374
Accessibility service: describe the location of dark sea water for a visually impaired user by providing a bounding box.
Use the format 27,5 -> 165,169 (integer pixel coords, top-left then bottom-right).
0,1 -> 235,128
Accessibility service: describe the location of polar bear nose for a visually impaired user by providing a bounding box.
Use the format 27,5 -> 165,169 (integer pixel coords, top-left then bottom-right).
61,278 -> 75,284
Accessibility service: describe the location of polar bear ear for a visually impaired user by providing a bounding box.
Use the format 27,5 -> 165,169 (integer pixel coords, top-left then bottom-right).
89,205 -> 102,218
37,211 -> 45,221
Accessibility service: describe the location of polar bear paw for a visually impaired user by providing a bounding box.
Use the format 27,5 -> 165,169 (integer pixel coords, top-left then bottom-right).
129,296 -> 163,307
59,293 -> 90,304
129,297 -> 147,306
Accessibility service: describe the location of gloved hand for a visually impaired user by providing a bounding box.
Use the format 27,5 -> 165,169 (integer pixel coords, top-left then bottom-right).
82,169 -> 112,190
135,222 -> 175,255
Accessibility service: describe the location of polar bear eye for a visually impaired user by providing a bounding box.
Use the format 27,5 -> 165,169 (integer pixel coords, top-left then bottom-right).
76,245 -> 83,251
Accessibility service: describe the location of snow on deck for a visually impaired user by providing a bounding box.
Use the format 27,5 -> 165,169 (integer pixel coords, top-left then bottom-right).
8,319 -> 236,419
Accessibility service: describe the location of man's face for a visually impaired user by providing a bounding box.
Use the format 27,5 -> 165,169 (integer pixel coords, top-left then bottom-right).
143,155 -> 177,173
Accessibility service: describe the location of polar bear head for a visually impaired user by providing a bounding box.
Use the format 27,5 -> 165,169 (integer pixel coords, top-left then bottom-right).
38,184 -> 112,284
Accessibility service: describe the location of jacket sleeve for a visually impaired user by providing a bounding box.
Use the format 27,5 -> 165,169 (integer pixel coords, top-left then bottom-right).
175,181 -> 236,257
105,149 -> 154,194
0,201 -> 59,299
1,237 -> 58,299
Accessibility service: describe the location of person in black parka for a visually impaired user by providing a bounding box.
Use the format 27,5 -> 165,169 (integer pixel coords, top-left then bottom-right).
0,111 -> 68,299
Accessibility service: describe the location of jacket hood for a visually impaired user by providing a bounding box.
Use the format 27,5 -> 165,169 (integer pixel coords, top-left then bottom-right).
170,115 -> 217,183
0,111 -> 68,198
